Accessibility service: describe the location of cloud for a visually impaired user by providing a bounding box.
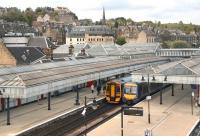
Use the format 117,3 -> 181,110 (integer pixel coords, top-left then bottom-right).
0,0 -> 200,24
102,0 -> 153,10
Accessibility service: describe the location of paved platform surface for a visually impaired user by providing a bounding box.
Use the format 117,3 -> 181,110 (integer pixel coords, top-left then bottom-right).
0,88 -> 103,136
89,85 -> 200,136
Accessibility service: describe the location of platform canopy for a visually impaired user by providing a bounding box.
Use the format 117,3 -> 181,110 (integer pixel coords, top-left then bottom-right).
131,58 -> 200,85
0,56 -> 169,98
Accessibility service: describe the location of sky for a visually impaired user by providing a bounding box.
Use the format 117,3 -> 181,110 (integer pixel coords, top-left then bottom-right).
1,0 -> 200,24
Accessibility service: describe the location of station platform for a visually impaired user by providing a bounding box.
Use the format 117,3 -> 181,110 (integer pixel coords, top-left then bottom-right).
0,88 -> 103,136
88,85 -> 200,136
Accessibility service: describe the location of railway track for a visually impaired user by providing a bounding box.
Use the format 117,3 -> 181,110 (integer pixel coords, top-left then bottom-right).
16,98 -> 120,136
189,121 -> 200,136
16,84 -> 171,136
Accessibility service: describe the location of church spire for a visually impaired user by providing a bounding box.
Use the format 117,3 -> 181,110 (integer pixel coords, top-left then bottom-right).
102,7 -> 106,25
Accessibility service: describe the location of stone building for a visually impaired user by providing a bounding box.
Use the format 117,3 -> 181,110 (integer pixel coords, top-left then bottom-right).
66,26 -> 114,46
33,7 -> 79,45
159,30 -> 199,44
137,30 -> 157,43
117,26 -> 139,43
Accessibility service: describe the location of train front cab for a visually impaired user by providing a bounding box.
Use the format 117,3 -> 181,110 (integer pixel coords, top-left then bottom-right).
106,81 -> 122,103
123,82 -> 138,104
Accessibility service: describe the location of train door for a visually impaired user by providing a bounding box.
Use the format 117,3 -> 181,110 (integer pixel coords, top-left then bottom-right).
115,83 -> 121,103
110,85 -> 115,99
109,83 -> 117,102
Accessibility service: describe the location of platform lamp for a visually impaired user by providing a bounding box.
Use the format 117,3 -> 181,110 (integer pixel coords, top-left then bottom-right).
74,85 -> 80,105
164,75 -> 167,81
152,75 -> 156,81
147,73 -> 151,124
141,76 -> 145,81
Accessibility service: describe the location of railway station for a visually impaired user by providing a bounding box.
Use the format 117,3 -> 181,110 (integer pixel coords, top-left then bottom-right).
0,43 -> 200,136
1,1 -> 200,135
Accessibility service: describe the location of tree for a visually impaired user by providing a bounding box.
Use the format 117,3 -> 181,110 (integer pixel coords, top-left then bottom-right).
24,8 -> 35,26
127,18 -> 134,25
115,37 -> 126,45
161,41 -> 170,48
0,7 -> 26,22
179,21 -> 184,25
157,21 -> 161,27
172,40 -> 190,48
114,21 -> 119,28
116,17 -> 126,26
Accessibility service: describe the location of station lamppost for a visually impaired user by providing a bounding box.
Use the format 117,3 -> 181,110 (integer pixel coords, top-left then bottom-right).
141,73 -> 151,124
74,85 -> 80,105
191,91 -> 195,115
147,73 -> 151,124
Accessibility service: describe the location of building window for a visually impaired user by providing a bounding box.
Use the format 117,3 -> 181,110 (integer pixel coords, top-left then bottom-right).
70,38 -> 72,41
97,39 -> 98,41
77,38 -> 79,41
83,38 -> 85,41
102,38 -> 103,41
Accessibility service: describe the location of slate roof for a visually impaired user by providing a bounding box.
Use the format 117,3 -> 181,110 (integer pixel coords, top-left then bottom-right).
134,58 -> 200,76
27,37 -> 48,48
27,37 -> 55,49
7,47 -> 46,65
68,25 -> 114,37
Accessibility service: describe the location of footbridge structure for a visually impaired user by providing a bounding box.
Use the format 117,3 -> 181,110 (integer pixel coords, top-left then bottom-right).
156,48 -> 200,57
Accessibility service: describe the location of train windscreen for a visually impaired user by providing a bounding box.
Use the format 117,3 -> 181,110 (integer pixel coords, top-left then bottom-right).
124,86 -> 137,94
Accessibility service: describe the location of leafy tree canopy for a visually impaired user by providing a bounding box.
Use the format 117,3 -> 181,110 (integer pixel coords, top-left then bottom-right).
116,37 -> 126,45
161,40 -> 191,48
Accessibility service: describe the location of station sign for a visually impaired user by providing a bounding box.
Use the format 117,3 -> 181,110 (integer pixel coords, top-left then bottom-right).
146,96 -> 151,100
123,107 -> 143,116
